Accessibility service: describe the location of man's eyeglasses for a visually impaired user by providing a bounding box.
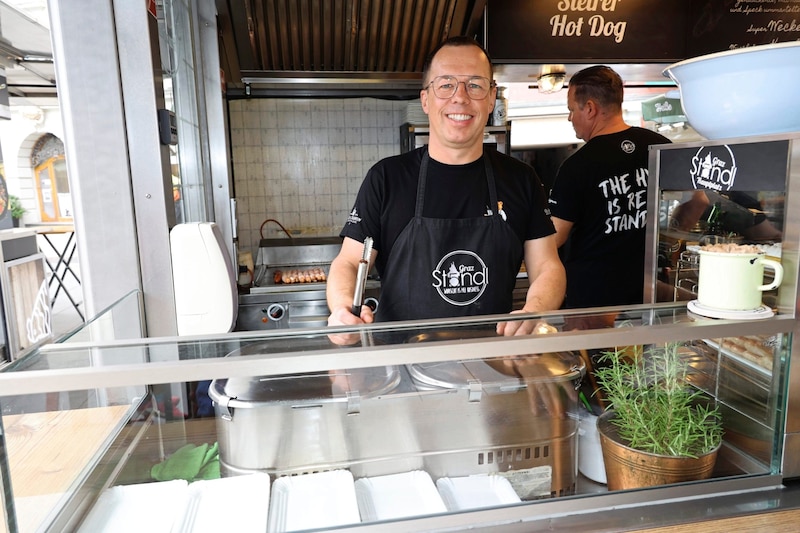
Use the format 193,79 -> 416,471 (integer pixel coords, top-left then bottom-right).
424,75 -> 495,100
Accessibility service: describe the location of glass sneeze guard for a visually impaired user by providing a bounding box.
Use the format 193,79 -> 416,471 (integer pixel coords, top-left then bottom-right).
0,293 -> 795,532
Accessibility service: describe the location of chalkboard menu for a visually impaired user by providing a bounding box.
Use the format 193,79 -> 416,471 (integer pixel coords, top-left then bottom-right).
487,0 -> 800,63
687,0 -> 800,56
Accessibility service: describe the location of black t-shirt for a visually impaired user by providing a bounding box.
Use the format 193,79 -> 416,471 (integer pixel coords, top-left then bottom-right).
548,127 -> 671,308
340,147 -> 555,279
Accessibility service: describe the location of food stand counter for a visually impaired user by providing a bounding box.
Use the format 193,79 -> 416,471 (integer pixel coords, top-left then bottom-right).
0,294 -> 797,532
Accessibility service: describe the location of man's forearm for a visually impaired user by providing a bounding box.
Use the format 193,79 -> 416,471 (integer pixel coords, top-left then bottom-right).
326,259 -> 359,312
523,262 -> 566,313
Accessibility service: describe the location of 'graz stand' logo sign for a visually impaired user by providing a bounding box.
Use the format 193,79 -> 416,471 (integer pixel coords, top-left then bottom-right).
690,145 -> 738,191
432,250 -> 488,306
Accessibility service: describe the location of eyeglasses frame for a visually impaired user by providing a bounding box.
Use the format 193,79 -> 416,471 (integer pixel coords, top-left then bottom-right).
423,75 -> 497,100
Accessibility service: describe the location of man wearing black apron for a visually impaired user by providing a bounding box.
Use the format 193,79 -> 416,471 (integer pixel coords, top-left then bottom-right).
327,37 -> 565,336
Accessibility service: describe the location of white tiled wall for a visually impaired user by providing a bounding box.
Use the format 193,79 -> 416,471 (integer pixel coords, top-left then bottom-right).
229,98 -> 408,256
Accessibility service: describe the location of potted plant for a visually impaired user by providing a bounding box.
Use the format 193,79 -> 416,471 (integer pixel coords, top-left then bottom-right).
593,342 -> 723,490
9,195 -> 26,227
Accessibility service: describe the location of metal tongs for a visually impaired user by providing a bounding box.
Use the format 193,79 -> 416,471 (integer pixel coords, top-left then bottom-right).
351,236 -> 373,316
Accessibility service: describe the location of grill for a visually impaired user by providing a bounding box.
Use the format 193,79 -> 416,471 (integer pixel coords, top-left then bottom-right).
236,237 -> 379,330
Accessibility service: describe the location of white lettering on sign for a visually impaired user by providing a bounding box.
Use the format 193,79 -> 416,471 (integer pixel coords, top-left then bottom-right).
655,101 -> 673,113
557,0 -> 620,11
689,146 -> 738,192
588,15 -> 627,42
550,14 -> 585,37
551,0 -> 627,43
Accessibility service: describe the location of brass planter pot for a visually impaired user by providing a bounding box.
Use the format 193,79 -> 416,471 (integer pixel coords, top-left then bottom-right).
597,411 -> 720,491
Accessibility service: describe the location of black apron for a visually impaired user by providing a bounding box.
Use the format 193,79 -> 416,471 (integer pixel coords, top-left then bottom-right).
376,149 -> 523,322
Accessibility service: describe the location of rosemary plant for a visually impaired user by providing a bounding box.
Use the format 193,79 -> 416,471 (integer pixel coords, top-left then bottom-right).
594,342 -> 723,458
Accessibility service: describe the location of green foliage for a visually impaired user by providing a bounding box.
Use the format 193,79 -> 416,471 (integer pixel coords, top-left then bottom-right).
9,195 -> 26,219
594,342 -> 723,457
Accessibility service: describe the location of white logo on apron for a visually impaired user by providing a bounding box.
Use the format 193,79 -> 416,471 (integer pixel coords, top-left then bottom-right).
431,250 -> 488,306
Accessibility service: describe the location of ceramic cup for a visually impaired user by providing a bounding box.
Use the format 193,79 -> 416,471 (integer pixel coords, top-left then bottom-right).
697,249 -> 783,311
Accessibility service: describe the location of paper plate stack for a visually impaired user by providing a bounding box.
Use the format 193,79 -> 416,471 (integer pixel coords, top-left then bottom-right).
267,470 -> 360,532
355,470 -> 447,521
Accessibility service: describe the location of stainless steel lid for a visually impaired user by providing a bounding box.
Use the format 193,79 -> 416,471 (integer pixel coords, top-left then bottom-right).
409,351 -> 585,391
209,340 -> 400,405
405,328 -> 584,390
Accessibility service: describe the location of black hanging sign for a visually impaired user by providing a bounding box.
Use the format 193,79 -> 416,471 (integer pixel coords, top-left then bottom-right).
486,0 -> 689,62
656,139 -> 790,191
487,0 -> 800,64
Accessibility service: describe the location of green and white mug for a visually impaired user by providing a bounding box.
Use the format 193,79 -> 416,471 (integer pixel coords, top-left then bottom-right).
697,249 -> 783,311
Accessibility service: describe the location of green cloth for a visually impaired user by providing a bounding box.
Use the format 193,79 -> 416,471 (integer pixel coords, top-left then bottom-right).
151,442 -> 220,482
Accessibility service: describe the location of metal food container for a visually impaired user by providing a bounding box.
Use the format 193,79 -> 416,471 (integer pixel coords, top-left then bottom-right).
209,341 -> 403,476
210,337 -> 584,499
406,349 -> 584,498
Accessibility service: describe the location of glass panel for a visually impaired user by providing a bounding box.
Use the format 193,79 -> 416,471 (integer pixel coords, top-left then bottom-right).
160,0 -> 210,224
52,289 -> 144,345
0,306 -> 792,531
1,392 -> 144,532
653,137 -> 792,308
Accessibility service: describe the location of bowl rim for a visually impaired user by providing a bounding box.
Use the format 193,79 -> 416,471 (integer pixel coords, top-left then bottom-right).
663,41 -> 800,75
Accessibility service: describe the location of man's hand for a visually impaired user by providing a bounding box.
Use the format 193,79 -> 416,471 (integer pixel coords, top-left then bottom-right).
326,305 -> 375,345
326,237 -> 378,344
496,315 -> 557,336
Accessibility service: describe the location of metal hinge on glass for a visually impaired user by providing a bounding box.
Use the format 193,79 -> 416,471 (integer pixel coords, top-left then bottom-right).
346,390 -> 362,415
468,379 -> 483,402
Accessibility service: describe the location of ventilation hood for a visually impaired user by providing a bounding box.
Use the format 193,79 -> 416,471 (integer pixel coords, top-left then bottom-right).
216,0 -> 487,98
214,0 -> 676,100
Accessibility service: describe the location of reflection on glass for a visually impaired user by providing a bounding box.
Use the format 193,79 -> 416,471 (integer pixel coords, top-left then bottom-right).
657,189 -> 784,304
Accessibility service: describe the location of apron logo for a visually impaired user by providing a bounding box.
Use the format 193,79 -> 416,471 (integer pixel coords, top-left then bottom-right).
431,250 -> 488,306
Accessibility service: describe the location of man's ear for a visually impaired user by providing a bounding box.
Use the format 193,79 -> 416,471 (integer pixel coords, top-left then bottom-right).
584,99 -> 598,118
420,91 -> 429,114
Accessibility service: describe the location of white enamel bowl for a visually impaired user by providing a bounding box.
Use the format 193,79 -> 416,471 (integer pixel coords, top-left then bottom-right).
663,42 -> 800,140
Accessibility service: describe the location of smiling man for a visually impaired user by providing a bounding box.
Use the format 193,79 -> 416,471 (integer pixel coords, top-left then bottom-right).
326,36 -> 565,336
